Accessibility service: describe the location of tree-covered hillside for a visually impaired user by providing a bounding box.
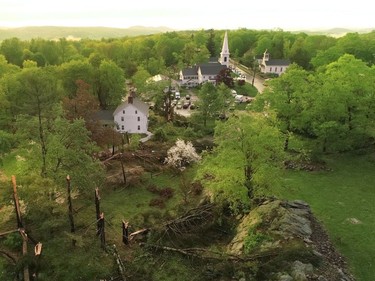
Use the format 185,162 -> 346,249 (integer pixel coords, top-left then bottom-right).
0,26 -> 173,41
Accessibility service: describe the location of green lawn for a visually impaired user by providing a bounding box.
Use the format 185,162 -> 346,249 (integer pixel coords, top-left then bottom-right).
99,169 -> 199,244
277,152 -> 375,281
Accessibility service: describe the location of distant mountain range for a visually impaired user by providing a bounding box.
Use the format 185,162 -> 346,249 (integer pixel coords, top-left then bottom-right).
0,26 -> 174,41
0,26 -> 373,41
294,27 -> 374,37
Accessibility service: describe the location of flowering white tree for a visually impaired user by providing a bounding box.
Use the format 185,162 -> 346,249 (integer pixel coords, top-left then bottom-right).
165,139 -> 201,169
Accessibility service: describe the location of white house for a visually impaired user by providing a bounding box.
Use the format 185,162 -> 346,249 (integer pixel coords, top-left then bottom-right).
113,93 -> 149,134
179,31 -> 230,87
259,50 -> 290,76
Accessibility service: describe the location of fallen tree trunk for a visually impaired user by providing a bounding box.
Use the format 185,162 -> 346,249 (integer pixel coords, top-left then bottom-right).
0,250 -> 17,264
139,242 -> 278,262
163,202 -> 214,235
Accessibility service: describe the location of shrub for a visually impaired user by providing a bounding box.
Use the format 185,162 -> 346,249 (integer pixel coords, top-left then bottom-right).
165,139 -> 201,169
159,187 -> 174,199
153,128 -> 167,142
146,184 -> 159,194
149,198 -> 165,209
191,181 -> 203,195
243,229 -> 272,254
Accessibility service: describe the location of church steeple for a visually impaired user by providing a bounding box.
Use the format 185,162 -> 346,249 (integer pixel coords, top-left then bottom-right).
219,31 -> 230,67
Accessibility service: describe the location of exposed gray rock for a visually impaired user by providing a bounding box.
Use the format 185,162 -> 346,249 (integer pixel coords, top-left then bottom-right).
278,274 -> 293,281
291,261 -> 313,281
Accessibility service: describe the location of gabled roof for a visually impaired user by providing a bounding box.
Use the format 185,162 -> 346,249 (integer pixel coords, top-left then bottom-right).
113,97 -> 149,116
182,66 -> 198,76
209,57 -> 219,62
95,110 -> 114,122
265,59 -> 290,66
199,63 -> 227,75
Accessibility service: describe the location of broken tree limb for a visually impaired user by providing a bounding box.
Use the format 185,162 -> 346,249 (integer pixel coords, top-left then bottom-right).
0,229 -> 19,237
0,250 -> 17,264
101,152 -> 121,163
129,228 -> 150,240
139,243 -> 278,262
110,244 -> 126,281
163,202 -> 214,235
119,153 -> 127,185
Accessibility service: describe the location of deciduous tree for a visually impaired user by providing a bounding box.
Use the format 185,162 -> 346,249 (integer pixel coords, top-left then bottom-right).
198,112 -> 285,211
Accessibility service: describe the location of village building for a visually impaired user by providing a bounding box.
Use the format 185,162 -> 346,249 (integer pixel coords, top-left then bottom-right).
179,31 -> 230,87
113,92 -> 149,134
259,50 -> 290,76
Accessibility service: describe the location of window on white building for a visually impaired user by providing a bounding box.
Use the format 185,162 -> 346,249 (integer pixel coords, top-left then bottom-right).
270,67 -> 272,72
137,116 -> 140,122
137,125 -> 140,130
121,125 -> 124,130
123,110 -> 125,114
281,67 -> 283,72
121,117 -> 124,121
275,67 -> 278,72
135,110 -> 138,114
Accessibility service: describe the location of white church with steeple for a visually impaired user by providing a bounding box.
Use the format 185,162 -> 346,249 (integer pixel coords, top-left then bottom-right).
219,31 -> 230,67
179,31 -> 230,87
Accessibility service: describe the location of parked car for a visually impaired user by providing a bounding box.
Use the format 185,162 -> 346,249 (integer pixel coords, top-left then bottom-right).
185,94 -> 190,100
189,104 -> 196,110
175,92 -> 180,99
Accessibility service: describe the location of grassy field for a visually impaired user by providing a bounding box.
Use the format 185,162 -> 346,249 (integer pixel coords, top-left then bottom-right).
1,146 -> 374,280
277,151 -> 375,281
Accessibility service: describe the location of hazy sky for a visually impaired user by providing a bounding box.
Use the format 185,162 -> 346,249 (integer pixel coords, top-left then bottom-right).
0,0 -> 373,30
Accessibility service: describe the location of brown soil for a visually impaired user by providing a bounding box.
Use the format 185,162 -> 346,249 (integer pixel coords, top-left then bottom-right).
308,213 -> 356,281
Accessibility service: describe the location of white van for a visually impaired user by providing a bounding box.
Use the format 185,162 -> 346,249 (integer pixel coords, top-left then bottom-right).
234,94 -> 244,103
175,92 -> 180,99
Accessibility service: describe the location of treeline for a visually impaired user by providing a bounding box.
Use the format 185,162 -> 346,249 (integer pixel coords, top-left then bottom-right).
2,28 -> 375,75
1,28 -> 375,177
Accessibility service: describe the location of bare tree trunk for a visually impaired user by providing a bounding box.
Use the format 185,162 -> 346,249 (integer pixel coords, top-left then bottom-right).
95,188 -> 101,234
284,121 -> 291,151
37,101 -> 47,177
122,220 -> 129,245
120,154 -> 127,185
66,175 -> 76,246
98,213 -> 106,249
11,176 -> 23,228
20,230 -> 30,281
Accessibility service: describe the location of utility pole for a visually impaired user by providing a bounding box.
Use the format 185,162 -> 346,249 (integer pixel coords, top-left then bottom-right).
252,56 -> 257,87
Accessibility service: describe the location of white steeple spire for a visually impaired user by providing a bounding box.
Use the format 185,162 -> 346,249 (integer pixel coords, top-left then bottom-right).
219,31 -> 230,67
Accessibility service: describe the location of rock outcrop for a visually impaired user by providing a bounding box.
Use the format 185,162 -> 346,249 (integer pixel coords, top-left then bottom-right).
227,199 -> 355,281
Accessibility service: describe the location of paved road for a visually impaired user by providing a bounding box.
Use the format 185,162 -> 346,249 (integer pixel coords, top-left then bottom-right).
231,60 -> 266,93
243,72 -> 265,93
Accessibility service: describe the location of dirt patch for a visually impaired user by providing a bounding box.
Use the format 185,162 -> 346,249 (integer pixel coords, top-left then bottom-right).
308,213 -> 356,280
